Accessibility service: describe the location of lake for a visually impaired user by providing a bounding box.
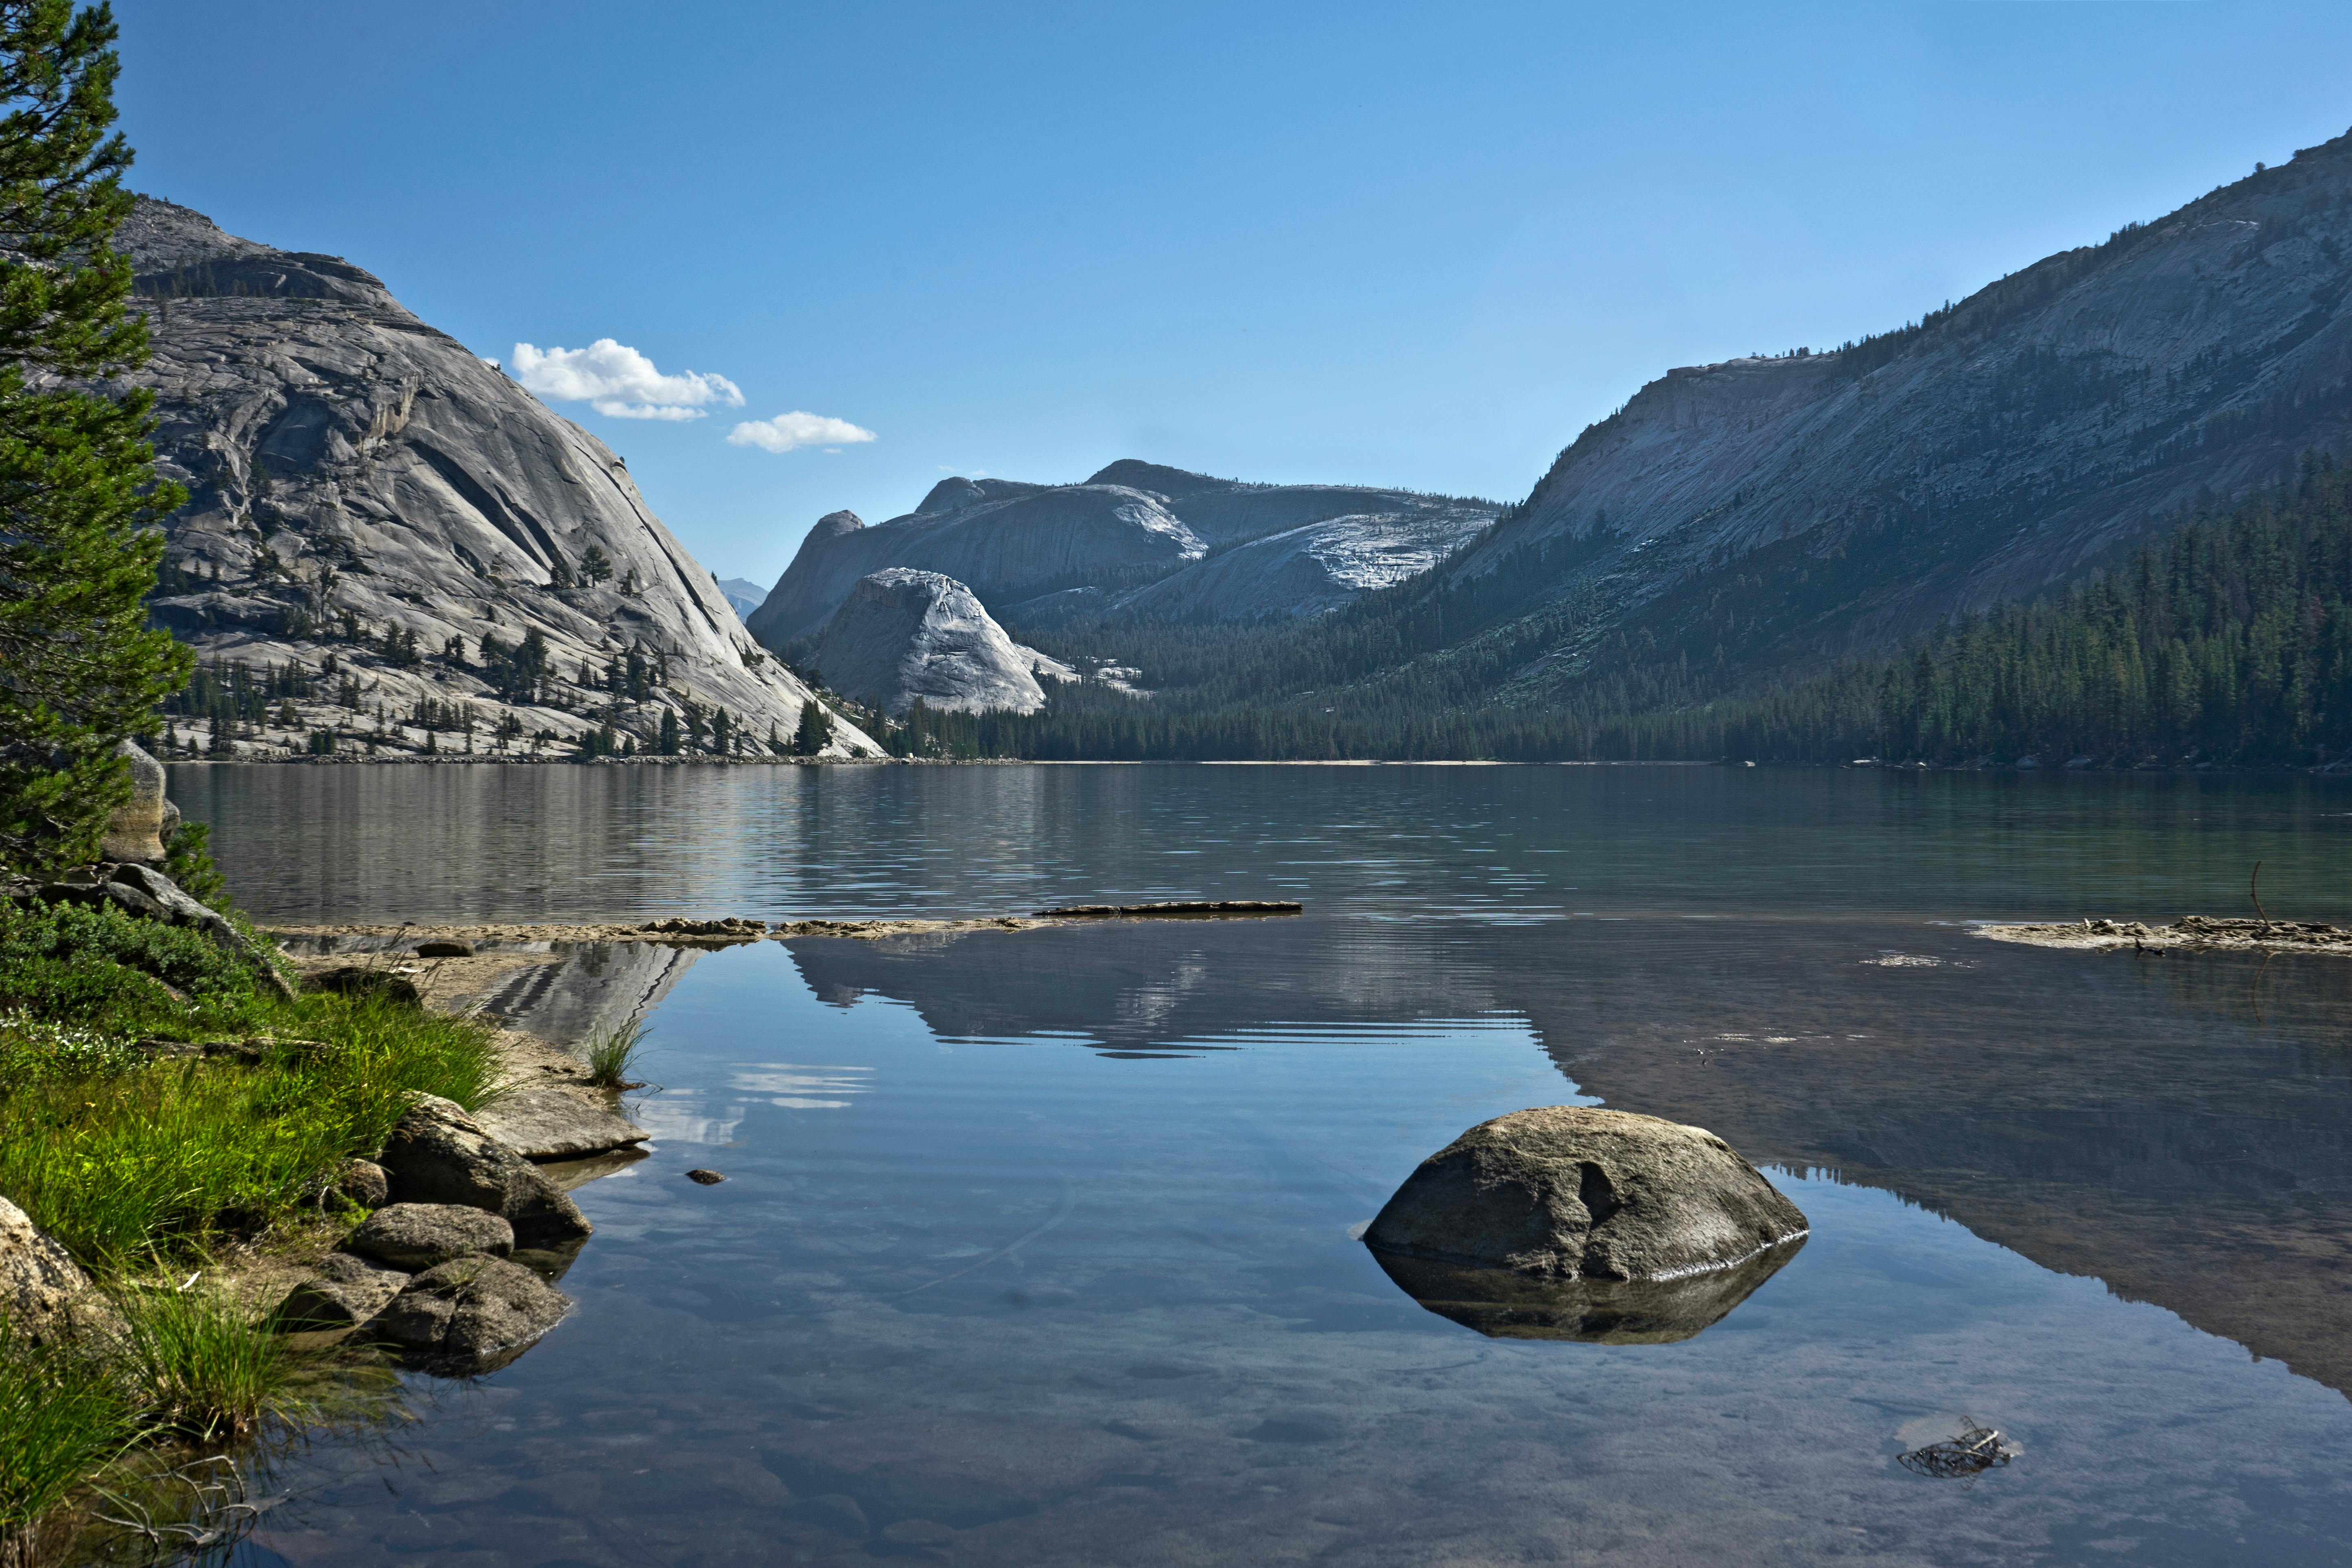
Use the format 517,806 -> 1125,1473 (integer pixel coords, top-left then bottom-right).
171,763 -> 2352,1565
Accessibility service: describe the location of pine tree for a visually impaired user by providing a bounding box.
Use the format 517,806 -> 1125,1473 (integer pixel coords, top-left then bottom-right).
0,2 -> 188,868
657,707 -> 680,755
793,700 -> 833,755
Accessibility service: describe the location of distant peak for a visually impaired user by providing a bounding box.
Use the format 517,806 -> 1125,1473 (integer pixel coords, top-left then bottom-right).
1084,459 -> 1235,498
916,476 -> 1050,514
813,509 -> 865,537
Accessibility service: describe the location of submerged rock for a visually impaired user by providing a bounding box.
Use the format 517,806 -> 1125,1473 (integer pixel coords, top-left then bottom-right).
376,1095 -> 594,1247
1368,1237 -> 1803,1344
1362,1107 -> 1806,1282
474,1088 -> 649,1161
271,1251 -> 409,1332
344,1203 -> 515,1271
0,1196 -> 92,1343
365,1255 -> 572,1372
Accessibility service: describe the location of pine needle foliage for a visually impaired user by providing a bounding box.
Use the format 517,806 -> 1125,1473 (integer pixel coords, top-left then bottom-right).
0,1 -> 188,871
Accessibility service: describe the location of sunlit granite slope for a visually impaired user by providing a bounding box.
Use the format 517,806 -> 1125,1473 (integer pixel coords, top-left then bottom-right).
123,198 -> 877,757
805,569 -> 1073,715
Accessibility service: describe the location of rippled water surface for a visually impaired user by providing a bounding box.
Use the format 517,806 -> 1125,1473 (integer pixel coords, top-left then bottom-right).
171,764 -> 2352,1565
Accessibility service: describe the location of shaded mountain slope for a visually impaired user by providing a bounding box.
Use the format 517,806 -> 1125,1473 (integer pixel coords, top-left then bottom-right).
1444,127 -> 2352,686
125,198 -> 877,757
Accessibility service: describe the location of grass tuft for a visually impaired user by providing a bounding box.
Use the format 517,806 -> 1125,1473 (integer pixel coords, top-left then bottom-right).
104,1283 -> 304,1443
0,1318 -> 139,1554
582,1017 -> 651,1089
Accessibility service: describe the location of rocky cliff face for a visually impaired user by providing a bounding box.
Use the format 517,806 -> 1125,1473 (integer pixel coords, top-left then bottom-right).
807,570 -> 1073,715
1451,127 -> 2352,672
124,198 -> 877,758
748,462 -> 1500,647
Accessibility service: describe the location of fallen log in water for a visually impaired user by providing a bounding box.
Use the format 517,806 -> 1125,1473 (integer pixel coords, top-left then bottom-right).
1032,900 -> 1303,919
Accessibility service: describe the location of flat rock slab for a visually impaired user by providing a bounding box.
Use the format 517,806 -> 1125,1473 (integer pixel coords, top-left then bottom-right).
474,1087 -> 649,1160
1364,1106 -> 1807,1282
345,1203 -> 514,1271
1977,916 -> 2352,956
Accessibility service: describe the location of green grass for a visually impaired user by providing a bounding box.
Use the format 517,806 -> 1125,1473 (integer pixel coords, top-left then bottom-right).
0,993 -> 504,1269
0,1319 -> 140,1554
103,1283 -> 308,1443
582,1016 -> 651,1088
0,893 -> 508,1552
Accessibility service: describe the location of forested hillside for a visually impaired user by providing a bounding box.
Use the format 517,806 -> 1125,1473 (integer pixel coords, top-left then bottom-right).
864,454 -> 2352,766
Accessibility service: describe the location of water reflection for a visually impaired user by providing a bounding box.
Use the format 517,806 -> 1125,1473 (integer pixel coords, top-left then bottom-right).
1366,1241 -> 1803,1343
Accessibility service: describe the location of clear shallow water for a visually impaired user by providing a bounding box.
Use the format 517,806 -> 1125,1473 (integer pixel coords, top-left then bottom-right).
169,765 -> 2352,1564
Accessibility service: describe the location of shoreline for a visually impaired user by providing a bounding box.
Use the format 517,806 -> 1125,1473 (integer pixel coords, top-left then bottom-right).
1973,916 -> 2352,956
156,754 -> 2352,774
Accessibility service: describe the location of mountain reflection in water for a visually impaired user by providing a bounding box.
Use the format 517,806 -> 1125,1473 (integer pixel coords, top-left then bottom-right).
179,764 -> 2352,1564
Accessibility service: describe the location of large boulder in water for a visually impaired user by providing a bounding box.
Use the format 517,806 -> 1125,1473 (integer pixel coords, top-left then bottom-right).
1362,1107 -> 1806,1282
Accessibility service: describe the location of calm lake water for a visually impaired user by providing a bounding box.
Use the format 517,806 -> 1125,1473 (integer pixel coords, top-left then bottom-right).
170,763 -> 2352,1565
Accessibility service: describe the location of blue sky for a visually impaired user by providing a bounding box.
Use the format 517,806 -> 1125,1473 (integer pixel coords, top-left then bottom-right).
111,1 -> 2352,588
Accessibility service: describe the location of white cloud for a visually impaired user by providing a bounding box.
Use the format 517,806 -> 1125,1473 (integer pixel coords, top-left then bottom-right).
727,411 -> 879,454
510,339 -> 743,421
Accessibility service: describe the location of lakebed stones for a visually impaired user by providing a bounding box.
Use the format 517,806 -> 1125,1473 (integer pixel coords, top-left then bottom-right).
0,1196 -> 92,1343
685,1168 -> 726,1185
415,938 -> 475,958
376,1095 -> 594,1247
344,1203 -> 515,1271
271,1251 -> 409,1331
365,1255 -> 572,1373
473,1087 -> 649,1161
1363,1107 -> 1807,1284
